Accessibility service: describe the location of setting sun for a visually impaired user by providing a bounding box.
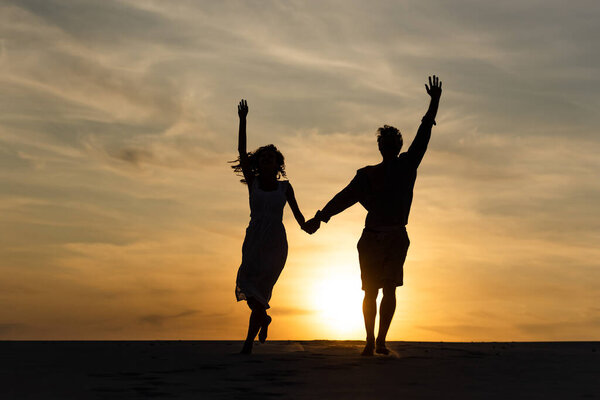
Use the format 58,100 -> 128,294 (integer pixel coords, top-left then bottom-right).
311,267 -> 365,339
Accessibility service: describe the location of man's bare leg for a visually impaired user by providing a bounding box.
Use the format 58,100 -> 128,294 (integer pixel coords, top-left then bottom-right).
375,283 -> 396,354
362,289 -> 378,356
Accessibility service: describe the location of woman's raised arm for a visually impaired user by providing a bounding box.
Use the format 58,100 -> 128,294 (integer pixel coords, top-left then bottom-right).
237,99 -> 253,186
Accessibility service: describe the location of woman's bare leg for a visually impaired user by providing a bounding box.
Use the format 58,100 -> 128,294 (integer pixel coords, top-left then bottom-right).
241,299 -> 267,354
258,314 -> 271,343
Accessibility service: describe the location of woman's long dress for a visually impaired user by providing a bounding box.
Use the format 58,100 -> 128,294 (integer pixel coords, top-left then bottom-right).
235,180 -> 288,309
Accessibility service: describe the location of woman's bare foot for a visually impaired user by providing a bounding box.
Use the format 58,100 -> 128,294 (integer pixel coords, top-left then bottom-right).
375,339 -> 390,355
361,340 -> 375,356
258,315 -> 272,343
240,340 -> 253,354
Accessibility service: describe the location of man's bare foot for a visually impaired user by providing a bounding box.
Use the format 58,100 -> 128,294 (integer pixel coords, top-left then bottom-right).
375,339 -> 390,355
258,315 -> 272,343
240,341 -> 253,354
361,341 -> 375,356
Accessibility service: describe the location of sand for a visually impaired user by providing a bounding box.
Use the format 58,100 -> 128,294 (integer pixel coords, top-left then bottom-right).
1,340 -> 598,399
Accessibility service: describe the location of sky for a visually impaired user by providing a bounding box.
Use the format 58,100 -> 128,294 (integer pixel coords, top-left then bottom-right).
1,0 -> 599,341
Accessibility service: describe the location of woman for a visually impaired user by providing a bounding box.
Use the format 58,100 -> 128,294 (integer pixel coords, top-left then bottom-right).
231,99 -> 309,354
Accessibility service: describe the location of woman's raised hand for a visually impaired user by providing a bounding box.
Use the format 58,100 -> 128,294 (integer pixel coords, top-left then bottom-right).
238,99 -> 248,119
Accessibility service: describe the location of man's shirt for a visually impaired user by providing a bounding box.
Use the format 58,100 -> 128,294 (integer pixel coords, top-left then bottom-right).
349,154 -> 418,228
320,119 -> 433,228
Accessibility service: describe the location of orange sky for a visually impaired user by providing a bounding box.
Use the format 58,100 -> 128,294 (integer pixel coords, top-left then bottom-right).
1,0 -> 599,341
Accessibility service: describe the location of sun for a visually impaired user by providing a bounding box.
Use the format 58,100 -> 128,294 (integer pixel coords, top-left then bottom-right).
311,268 -> 365,339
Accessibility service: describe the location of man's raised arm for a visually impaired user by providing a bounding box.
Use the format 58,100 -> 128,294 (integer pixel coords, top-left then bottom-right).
407,75 -> 442,167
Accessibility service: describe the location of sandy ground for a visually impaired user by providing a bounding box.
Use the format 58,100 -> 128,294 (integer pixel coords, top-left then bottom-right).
1,340 -> 598,399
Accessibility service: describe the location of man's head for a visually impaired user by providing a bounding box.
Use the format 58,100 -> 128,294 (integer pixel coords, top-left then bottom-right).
377,125 -> 402,160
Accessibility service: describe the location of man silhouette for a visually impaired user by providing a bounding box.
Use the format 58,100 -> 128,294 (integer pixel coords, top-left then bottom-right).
305,76 -> 442,355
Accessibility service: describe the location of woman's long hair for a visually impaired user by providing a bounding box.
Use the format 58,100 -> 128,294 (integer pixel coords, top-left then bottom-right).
230,144 -> 286,184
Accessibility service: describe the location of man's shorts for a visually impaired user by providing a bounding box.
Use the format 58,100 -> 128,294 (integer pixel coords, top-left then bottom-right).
357,227 -> 410,290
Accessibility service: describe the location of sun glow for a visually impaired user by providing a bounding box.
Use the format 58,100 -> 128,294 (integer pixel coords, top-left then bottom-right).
311,267 -> 365,339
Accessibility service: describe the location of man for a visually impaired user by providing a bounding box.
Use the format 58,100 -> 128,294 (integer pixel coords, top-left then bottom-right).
305,76 -> 442,356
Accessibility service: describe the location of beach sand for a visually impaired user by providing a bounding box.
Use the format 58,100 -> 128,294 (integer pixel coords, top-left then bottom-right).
1,340 -> 598,399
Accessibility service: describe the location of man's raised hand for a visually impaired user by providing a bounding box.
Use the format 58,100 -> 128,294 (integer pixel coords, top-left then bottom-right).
238,99 -> 248,119
425,75 -> 442,99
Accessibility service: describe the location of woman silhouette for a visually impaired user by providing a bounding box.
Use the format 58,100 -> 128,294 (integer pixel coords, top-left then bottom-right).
231,99 -> 309,354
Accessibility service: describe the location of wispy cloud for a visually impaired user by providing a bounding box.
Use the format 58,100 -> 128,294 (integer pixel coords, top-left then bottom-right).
0,0 -> 598,340
140,310 -> 200,326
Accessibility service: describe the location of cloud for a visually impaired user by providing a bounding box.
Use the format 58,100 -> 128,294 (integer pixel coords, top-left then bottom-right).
269,307 -> 315,317
516,316 -> 600,339
140,310 -> 200,326
114,148 -> 155,167
0,0 -> 599,340
0,323 -> 28,335
418,324 -> 506,339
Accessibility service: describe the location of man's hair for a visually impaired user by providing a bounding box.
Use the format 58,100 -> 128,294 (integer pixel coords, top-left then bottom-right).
377,125 -> 402,147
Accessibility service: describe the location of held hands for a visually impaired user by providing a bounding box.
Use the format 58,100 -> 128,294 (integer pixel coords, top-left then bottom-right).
238,99 -> 248,119
302,218 -> 321,235
425,75 -> 442,99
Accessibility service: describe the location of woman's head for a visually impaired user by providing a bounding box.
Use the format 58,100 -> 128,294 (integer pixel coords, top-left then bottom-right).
231,144 -> 286,184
